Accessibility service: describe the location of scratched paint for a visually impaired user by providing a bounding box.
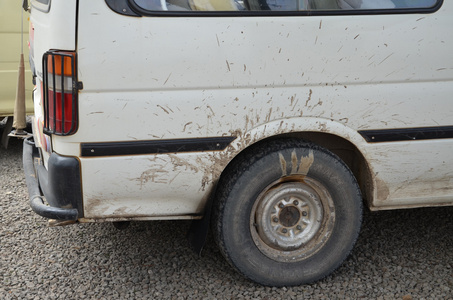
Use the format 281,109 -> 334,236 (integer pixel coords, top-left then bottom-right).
29,0 -> 453,220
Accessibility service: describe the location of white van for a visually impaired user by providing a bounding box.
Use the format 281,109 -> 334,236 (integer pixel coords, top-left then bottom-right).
24,0 -> 452,286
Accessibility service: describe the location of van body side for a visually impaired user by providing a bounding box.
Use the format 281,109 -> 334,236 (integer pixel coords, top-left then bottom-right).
24,0 -> 453,286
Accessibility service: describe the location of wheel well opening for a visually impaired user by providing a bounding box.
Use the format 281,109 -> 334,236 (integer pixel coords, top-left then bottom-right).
222,132 -> 373,210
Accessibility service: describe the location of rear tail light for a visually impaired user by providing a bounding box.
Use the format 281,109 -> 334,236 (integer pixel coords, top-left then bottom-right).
42,51 -> 80,135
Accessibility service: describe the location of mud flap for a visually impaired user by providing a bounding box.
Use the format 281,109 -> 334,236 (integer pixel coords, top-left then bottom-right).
187,192 -> 215,256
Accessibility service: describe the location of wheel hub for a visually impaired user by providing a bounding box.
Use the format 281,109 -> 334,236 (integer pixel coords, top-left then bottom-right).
279,205 -> 300,228
251,177 -> 335,262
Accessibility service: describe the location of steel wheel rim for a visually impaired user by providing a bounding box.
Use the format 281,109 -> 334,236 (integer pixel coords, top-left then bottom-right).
250,176 -> 336,262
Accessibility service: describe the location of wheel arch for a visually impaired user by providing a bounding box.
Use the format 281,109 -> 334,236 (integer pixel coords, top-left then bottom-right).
223,118 -> 374,210
190,119 -> 374,254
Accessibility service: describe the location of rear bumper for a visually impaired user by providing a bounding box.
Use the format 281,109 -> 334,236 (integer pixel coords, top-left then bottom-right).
23,137 -> 83,220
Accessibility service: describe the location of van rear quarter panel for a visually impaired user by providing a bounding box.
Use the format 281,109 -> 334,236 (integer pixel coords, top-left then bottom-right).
71,0 -> 453,218
30,0 -> 77,75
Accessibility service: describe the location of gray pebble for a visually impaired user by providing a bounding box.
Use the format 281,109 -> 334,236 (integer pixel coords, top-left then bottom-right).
1,130 -> 452,299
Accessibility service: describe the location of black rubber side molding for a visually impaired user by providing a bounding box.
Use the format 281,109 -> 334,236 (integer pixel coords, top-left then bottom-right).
359,126 -> 453,143
81,136 -> 236,157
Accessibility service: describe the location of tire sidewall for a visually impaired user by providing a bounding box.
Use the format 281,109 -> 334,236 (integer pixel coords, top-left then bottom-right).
218,141 -> 362,286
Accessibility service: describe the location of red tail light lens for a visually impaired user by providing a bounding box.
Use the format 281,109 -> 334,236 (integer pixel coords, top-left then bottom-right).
42,51 -> 79,135
47,90 -> 74,133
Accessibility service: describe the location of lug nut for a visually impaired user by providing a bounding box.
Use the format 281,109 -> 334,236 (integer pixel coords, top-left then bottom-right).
273,217 -> 279,223
282,229 -> 288,233
293,200 -> 299,205
297,225 -> 302,230
279,203 -> 285,208
302,211 -> 308,217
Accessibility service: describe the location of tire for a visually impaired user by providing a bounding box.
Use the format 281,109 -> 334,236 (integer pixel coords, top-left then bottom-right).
212,139 -> 362,286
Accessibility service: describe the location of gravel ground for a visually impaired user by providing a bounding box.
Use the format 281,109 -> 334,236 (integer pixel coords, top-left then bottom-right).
1,127 -> 452,299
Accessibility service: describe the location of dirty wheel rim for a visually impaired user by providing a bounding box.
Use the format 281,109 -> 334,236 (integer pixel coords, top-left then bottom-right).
250,176 -> 335,262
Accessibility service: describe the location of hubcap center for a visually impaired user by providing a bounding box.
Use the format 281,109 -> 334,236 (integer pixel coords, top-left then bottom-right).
279,206 -> 301,227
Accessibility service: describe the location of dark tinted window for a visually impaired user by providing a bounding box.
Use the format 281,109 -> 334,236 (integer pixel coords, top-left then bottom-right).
133,0 -> 438,11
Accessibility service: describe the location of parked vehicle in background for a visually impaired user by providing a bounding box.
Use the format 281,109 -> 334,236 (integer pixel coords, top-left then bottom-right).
0,1 -> 34,146
23,0 -> 452,286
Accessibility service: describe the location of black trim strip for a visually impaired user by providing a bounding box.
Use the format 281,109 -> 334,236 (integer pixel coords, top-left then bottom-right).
81,136 -> 237,157
359,126 -> 453,143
